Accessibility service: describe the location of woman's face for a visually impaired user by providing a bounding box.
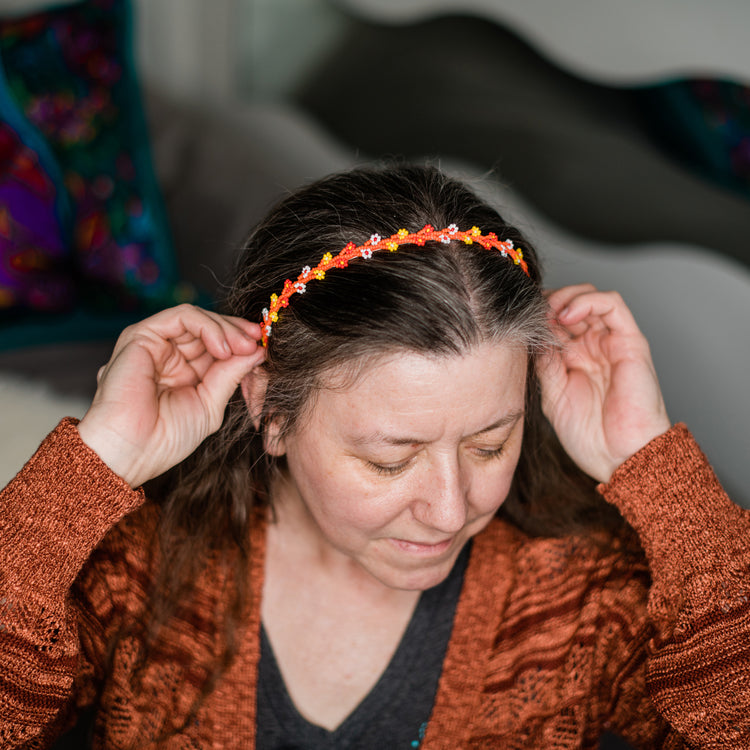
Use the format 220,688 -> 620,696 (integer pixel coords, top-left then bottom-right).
269,342 -> 528,591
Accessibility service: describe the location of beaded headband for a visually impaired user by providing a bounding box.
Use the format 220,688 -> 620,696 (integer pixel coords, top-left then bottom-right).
260,223 -> 530,346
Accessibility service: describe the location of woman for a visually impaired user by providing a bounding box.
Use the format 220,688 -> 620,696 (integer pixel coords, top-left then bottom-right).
1,165 -> 748,748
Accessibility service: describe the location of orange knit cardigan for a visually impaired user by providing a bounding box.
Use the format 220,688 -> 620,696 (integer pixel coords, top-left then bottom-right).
1,420 -> 749,749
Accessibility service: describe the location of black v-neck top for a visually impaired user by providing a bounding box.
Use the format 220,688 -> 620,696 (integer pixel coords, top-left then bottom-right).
256,544 -> 470,749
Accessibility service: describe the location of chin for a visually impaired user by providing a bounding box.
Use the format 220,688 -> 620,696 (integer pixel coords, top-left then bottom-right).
368,557 -> 457,592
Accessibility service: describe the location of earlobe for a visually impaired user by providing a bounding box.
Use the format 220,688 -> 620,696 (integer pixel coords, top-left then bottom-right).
263,417 -> 287,457
240,371 -> 287,456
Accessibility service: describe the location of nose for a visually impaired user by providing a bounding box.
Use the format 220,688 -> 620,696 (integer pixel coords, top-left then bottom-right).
411,458 -> 468,534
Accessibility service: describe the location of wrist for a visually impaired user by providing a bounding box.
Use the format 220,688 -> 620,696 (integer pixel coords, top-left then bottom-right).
76,417 -> 144,487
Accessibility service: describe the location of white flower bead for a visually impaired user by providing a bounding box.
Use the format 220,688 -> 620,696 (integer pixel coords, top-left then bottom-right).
361,247 -> 373,259
294,281 -> 306,293
369,233 -> 381,244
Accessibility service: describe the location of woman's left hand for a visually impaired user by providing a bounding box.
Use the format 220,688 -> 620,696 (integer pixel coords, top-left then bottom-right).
540,284 -> 671,483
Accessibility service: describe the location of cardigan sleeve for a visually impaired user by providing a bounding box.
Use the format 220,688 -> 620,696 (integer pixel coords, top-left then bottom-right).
598,423 -> 750,748
0,418 -> 146,749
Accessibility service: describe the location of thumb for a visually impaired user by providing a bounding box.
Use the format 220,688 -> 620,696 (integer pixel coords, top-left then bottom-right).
200,349 -> 267,430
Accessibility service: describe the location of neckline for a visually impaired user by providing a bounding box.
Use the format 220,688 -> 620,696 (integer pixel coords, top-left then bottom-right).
258,542 -> 471,743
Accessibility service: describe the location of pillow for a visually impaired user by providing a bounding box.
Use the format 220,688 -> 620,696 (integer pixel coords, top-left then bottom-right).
0,0 -> 189,350
636,79 -> 750,200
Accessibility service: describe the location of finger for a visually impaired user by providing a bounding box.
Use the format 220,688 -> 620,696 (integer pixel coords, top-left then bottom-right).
199,348 -> 267,428
119,306 -> 259,364
556,290 -> 641,337
221,314 -> 262,341
172,320 -> 261,366
184,349 -> 218,383
189,310 -> 262,358
544,284 -> 599,315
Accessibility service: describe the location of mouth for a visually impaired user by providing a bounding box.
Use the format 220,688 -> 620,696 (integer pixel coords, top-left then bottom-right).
389,537 -> 454,556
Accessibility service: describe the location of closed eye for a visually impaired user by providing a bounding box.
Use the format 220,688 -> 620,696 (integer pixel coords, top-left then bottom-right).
366,460 -> 410,476
473,445 -> 505,460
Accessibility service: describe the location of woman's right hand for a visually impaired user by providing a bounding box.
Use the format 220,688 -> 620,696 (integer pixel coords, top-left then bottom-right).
77,305 -> 265,488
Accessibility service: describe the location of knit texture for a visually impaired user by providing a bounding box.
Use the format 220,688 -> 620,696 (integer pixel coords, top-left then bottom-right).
1,420 -> 748,748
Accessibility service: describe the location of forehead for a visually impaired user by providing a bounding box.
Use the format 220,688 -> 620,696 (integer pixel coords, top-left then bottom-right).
307,343 -> 528,438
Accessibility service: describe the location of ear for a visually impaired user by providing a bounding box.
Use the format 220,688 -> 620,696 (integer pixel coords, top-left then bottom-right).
240,370 -> 287,457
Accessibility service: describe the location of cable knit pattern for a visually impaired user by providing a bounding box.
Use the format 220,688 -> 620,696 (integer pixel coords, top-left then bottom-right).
1,420 -> 748,748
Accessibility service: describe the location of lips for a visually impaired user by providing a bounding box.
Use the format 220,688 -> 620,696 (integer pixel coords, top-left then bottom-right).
389,537 -> 453,555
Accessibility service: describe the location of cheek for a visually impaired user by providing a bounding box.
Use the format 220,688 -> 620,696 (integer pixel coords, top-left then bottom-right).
307,468 -> 404,533
473,446 -> 523,514
473,471 -> 514,516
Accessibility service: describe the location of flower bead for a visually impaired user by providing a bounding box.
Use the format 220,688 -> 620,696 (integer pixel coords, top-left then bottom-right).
260,224 -> 531,346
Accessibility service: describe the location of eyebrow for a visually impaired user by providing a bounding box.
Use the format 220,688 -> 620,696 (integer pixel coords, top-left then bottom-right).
349,410 -> 525,447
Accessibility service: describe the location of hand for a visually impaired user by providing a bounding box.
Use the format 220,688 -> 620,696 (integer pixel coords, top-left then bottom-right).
77,304 -> 265,487
539,285 -> 671,483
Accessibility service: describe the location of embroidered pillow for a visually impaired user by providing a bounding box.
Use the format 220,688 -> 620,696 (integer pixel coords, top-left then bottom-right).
0,0 -> 187,350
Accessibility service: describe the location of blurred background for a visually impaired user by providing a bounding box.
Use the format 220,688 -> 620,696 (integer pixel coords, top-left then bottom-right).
1,0 -> 749,511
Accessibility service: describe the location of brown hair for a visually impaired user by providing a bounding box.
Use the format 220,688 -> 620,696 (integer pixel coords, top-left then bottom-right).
134,164 -> 628,736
